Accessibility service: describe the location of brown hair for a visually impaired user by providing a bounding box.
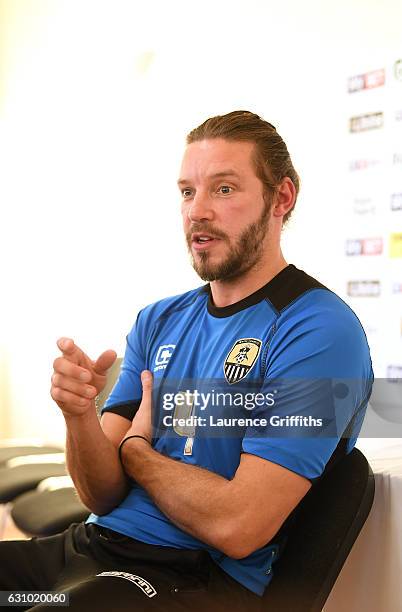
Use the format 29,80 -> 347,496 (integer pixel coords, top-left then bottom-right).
186,110 -> 300,224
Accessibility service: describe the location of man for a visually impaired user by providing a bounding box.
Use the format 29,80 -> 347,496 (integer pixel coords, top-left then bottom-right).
0,111 -> 373,611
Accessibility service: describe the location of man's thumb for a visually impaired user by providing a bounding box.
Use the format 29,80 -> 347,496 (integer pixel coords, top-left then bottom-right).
141,370 -> 153,394
93,350 -> 117,375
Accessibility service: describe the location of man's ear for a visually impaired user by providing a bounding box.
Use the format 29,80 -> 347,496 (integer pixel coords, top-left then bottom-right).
272,177 -> 296,218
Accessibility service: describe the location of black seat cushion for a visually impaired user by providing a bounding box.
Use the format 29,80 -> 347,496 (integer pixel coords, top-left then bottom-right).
11,487 -> 89,537
0,464 -> 67,503
0,446 -> 63,467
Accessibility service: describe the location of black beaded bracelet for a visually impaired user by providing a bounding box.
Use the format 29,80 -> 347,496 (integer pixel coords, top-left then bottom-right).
118,435 -> 150,464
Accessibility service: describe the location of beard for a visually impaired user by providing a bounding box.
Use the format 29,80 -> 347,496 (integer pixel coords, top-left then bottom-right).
186,195 -> 272,282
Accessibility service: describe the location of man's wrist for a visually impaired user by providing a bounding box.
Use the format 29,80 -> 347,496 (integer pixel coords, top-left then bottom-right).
118,434 -> 151,466
62,403 -> 97,424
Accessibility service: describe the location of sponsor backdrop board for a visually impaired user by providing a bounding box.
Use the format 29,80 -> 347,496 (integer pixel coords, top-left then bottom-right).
344,58 -> 402,379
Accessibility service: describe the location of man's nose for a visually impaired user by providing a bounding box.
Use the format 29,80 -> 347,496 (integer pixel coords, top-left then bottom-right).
188,191 -> 214,222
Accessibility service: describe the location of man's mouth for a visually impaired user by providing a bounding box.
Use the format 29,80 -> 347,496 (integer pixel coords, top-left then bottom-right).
191,233 -> 219,251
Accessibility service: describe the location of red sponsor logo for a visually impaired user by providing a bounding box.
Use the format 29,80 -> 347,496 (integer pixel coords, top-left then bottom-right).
365,69 -> 385,89
348,68 -> 385,92
362,237 -> 383,255
346,238 -> 383,256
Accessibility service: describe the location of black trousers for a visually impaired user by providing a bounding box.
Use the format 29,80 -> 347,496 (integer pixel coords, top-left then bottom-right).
0,522 -> 263,611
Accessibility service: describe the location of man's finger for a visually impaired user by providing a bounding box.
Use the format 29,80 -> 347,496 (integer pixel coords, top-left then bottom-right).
57,337 -> 75,354
57,337 -> 86,366
53,357 -> 92,382
93,350 -> 117,376
51,373 -> 97,399
51,385 -> 91,410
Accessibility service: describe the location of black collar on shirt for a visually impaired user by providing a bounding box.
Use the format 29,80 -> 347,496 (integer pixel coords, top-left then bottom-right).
201,264 -> 327,318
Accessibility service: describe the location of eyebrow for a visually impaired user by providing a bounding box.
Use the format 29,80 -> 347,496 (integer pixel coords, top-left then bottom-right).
177,170 -> 241,186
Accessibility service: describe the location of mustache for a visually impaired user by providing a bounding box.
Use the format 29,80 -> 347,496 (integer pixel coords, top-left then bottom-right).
186,223 -> 228,241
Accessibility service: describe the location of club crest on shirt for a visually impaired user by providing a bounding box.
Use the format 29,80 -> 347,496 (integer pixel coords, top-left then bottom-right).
223,338 -> 262,384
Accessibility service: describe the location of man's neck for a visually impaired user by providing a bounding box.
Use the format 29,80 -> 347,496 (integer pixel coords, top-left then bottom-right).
209,252 -> 288,308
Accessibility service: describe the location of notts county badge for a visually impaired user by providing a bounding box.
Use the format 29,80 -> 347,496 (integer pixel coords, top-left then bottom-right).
224,338 -> 262,384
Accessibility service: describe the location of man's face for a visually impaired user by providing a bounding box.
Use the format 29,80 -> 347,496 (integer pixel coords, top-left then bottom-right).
178,138 -> 273,282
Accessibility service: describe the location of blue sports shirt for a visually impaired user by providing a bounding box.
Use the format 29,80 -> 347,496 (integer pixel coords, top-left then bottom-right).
86,264 -> 373,596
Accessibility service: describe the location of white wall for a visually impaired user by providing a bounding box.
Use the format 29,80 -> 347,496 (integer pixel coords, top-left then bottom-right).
1,0 -> 401,445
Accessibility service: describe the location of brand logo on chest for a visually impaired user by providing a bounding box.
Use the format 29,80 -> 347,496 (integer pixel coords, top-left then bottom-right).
154,344 -> 176,372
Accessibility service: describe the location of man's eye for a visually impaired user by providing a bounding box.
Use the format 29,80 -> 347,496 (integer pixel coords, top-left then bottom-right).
218,185 -> 233,194
182,188 -> 193,198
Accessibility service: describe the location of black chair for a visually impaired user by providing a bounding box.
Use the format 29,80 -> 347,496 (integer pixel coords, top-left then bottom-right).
262,447 -> 375,612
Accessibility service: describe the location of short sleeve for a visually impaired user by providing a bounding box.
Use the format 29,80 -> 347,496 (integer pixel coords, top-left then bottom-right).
101,310 -> 146,421
242,297 -> 373,481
